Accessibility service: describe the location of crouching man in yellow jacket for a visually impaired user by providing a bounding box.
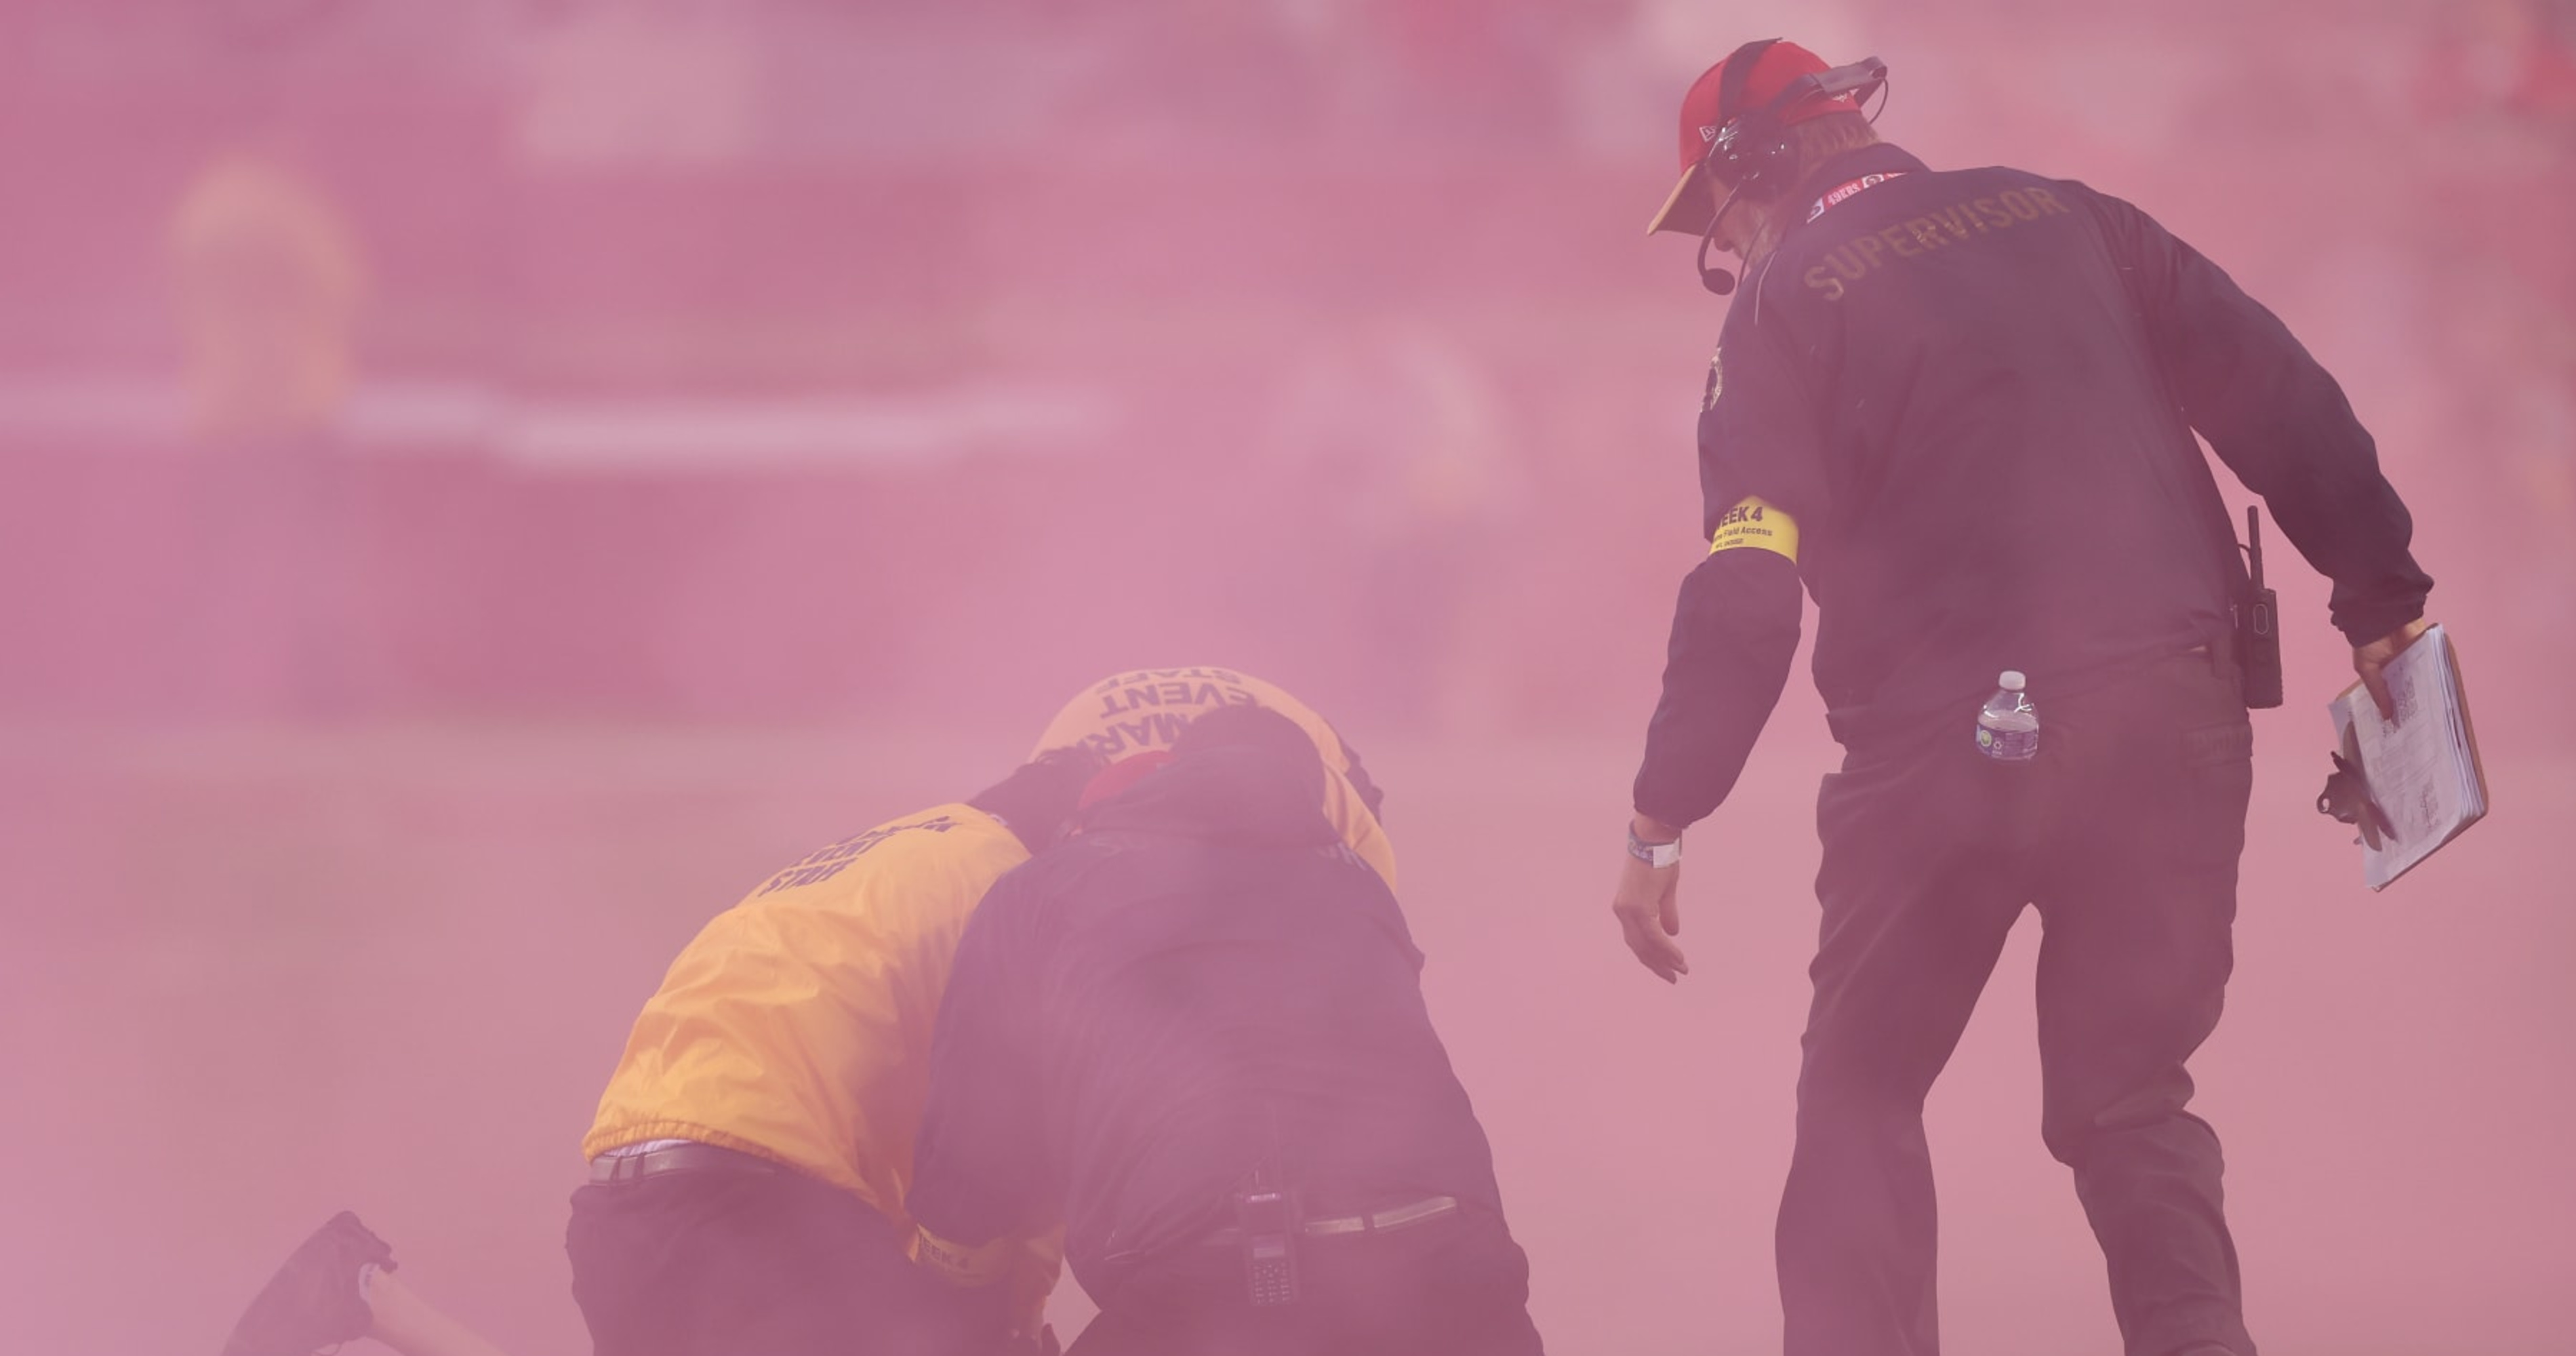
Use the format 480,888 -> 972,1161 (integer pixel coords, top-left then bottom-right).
571,669 -> 1394,1356
220,750 -> 1098,1356
220,671 -> 1392,1356
571,746 -> 1097,1356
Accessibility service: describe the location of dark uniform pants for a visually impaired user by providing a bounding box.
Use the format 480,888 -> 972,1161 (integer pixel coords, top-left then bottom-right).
566,1161 -> 1002,1356
1780,650 -> 2257,1356
1070,1207 -> 1544,1356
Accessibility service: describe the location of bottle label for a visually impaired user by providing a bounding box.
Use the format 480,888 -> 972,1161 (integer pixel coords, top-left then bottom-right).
1975,724 -> 2038,761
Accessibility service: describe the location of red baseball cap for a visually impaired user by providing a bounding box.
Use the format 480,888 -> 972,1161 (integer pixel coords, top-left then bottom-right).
1647,40 -> 1870,237
1077,750 -> 1175,812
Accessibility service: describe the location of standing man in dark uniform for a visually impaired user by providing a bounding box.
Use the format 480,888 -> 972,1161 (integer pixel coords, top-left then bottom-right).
1605,38 -> 2438,1356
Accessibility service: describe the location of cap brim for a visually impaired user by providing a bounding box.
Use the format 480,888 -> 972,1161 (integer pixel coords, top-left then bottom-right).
1647,162 -> 1711,237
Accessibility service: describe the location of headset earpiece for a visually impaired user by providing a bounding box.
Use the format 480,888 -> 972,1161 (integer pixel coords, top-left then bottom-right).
1706,38 -> 1806,201
1718,110 -> 1798,199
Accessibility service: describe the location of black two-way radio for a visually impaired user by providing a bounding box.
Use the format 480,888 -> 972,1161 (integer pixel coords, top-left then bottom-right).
1232,1172 -> 1302,1307
2240,506 -> 2284,709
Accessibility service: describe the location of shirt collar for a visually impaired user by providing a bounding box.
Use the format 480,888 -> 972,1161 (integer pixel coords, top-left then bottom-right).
1782,143 -> 1931,232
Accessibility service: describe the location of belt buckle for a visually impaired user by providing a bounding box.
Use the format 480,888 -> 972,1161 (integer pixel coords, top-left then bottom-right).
590,1138 -> 690,1183
1300,1194 -> 1458,1238
1367,1195 -> 1458,1231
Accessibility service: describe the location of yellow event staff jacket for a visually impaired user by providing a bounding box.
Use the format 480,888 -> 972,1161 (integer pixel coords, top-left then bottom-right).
583,803 -> 1060,1330
1032,666 -> 1396,892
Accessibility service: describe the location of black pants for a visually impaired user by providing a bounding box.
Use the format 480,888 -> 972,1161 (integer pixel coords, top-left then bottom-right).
1780,651 -> 2257,1356
566,1161 -> 1002,1356
1070,1208 -> 1544,1356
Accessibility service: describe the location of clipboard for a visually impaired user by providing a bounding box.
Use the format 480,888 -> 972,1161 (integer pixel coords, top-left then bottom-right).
2321,625 -> 2489,891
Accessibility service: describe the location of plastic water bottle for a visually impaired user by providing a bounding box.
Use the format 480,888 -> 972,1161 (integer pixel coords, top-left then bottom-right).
1975,671 -> 2039,763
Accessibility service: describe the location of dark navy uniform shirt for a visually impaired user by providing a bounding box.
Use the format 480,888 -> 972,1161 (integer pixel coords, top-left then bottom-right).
1635,143 -> 2432,826
908,746 -> 1506,1300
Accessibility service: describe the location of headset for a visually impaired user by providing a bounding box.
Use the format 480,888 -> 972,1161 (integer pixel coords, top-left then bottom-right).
1696,41 -> 1891,295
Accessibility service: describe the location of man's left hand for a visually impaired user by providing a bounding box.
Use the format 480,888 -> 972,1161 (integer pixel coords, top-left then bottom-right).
1610,817 -> 1689,984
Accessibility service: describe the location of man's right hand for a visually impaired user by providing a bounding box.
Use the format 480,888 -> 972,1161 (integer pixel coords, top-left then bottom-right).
2354,618 -> 2434,723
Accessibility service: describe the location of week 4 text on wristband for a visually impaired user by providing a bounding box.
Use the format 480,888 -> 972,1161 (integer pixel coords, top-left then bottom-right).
1710,496 -> 1799,563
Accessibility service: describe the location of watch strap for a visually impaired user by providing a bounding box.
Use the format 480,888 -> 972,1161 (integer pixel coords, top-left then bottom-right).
1626,825 -> 1683,869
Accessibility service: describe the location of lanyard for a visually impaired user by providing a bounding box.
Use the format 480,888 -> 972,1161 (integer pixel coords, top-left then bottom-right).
1807,171 -> 1908,224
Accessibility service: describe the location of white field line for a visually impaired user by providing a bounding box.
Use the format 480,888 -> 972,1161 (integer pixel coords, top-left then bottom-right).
0,372 -> 1116,470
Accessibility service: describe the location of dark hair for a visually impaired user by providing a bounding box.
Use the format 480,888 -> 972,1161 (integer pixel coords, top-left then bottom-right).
967,744 -> 1106,852
1172,704 -> 1327,807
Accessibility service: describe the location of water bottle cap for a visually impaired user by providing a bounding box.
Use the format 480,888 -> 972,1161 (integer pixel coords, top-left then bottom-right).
1998,670 -> 2026,692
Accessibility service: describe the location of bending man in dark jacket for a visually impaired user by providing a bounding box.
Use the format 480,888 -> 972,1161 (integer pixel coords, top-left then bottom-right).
1611,37 -> 2438,1356
908,704 -> 1543,1355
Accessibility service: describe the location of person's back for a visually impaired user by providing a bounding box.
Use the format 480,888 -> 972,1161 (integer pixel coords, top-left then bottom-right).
1030,742 -> 1500,1272
910,706 -> 1540,1355
1739,161 -> 2245,737
1708,141 -> 2430,760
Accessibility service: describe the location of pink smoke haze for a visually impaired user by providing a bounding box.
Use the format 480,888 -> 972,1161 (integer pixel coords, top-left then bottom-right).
4,1 -> 2571,1353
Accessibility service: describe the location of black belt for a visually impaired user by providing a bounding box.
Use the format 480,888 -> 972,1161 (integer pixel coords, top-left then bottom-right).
1200,1194 -> 1460,1248
587,1142 -> 781,1184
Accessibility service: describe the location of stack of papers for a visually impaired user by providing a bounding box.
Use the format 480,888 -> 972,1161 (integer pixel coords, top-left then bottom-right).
2325,623 -> 2489,891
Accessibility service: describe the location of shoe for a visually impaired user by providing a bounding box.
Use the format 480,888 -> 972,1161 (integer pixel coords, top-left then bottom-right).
220,1211 -> 397,1356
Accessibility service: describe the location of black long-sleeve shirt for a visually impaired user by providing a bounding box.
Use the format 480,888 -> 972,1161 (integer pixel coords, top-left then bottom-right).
1634,143 -> 2432,827
907,746 -> 1506,1299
